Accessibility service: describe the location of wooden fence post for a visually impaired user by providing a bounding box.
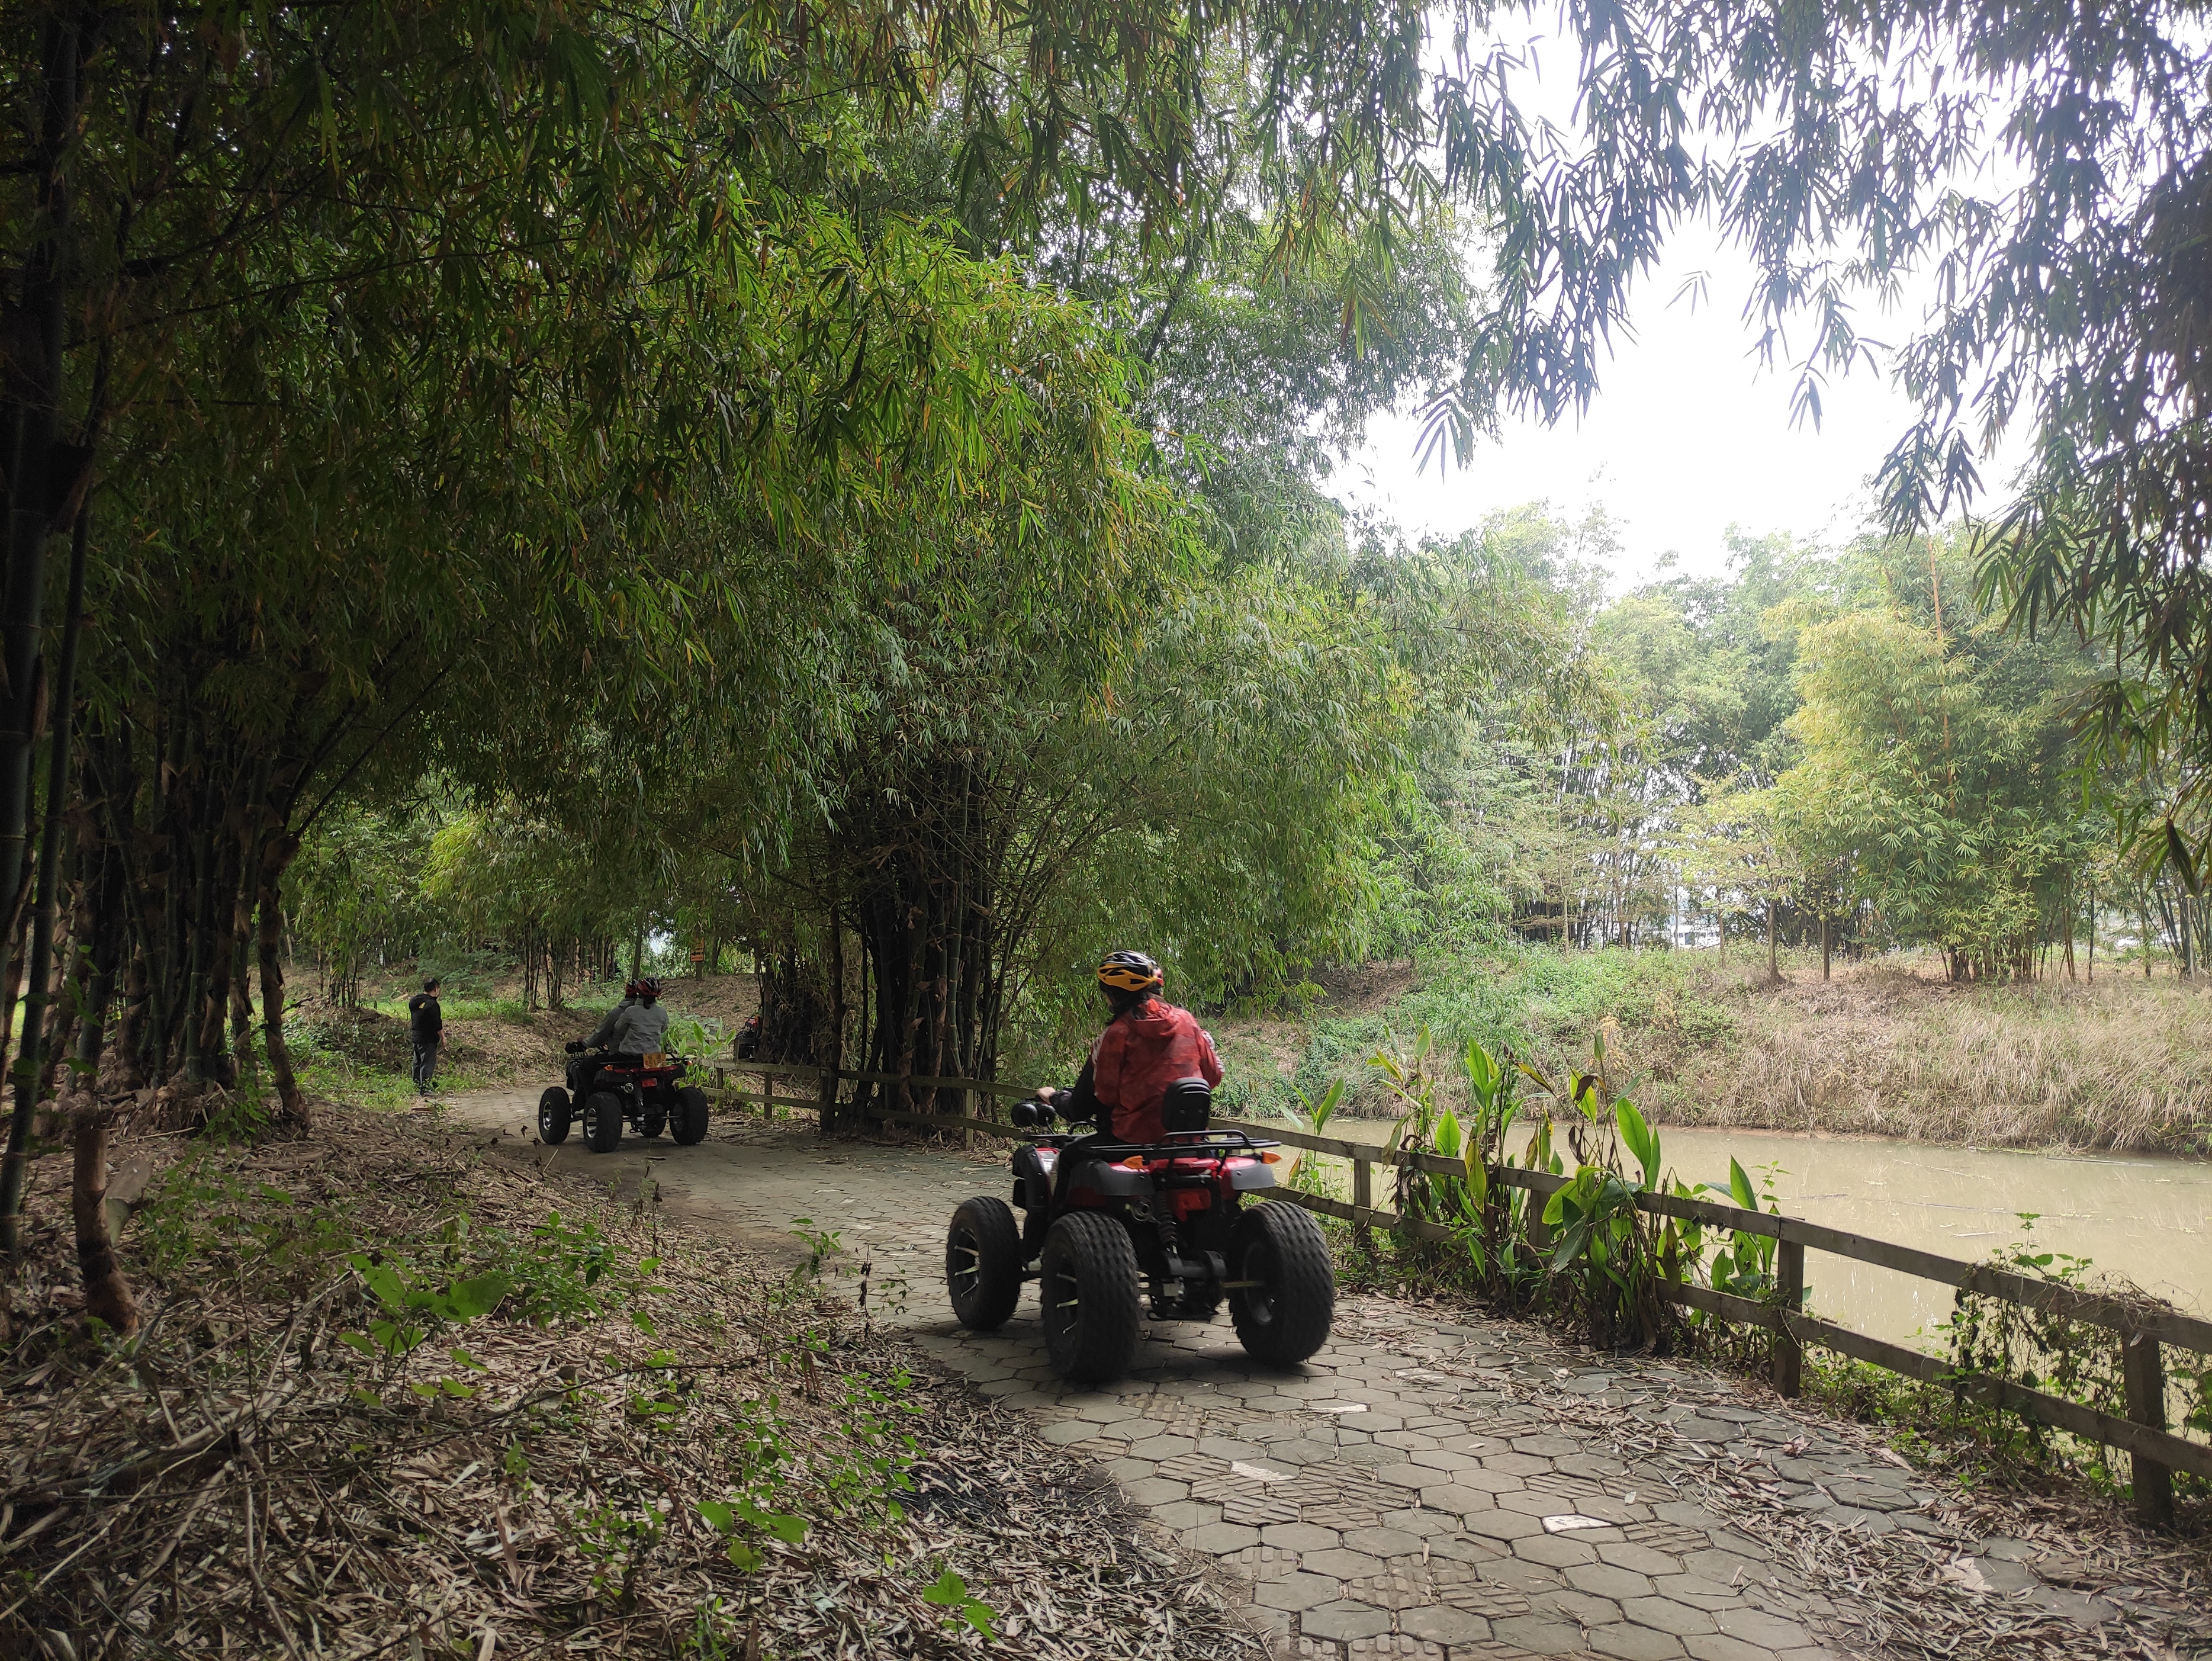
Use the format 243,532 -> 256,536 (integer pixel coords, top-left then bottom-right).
1772,1239 -> 1805,1398
2124,1332 -> 2175,1530
764,1075 -> 776,1121
1352,1154 -> 1373,1238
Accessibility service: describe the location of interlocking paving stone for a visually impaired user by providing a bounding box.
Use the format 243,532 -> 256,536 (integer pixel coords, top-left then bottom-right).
1400,1603 -> 1493,1644
1586,1624 -> 1687,1660
1491,1614 -> 1600,1656
443,1099 -> 2140,1660
1189,1520 -> 1267,1553
1623,1596 -> 1719,1637
1567,1563 -> 1659,1600
1514,1533 -> 1600,1567
1255,1571 -> 1347,1611
1680,1638 -> 1773,1661
1303,1600 -> 1396,1641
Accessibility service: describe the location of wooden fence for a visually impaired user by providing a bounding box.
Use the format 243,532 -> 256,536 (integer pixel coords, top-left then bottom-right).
706,1058 -> 2208,1527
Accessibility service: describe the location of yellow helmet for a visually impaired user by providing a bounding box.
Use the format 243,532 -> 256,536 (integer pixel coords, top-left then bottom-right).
1097,950 -> 1163,994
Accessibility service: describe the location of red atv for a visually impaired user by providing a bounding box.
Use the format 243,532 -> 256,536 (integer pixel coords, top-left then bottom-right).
540,1046 -> 710,1154
944,1078 -> 1335,1384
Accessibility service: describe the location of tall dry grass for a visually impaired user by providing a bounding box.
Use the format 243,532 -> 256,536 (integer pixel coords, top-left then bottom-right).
1622,957 -> 2212,1152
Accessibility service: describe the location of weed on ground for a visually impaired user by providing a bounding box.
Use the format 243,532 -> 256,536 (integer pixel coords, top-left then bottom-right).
0,1114 -> 1257,1659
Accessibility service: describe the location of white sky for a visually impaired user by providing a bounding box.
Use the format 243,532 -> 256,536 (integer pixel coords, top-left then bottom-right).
1332,224 -> 1957,590
1327,21 -> 2028,595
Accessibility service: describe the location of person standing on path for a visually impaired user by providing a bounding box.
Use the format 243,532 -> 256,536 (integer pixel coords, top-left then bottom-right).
407,977 -> 444,1095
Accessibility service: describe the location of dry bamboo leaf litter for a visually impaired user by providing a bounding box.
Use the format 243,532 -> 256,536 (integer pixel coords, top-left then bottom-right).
0,1114 -> 1263,1661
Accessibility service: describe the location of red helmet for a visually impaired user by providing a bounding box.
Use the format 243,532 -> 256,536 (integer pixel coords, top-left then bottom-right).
636,976 -> 663,998
623,979 -> 639,1000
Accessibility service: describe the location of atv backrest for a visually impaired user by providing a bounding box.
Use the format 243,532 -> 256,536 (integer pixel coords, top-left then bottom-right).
1161,1076 -> 1213,1133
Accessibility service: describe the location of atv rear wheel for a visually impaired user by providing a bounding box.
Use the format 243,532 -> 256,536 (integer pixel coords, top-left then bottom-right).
538,1087 -> 573,1146
946,1198 -> 1023,1331
1227,1201 -> 1335,1367
671,1086 -> 710,1146
1039,1213 -> 1142,1384
583,1090 -> 624,1154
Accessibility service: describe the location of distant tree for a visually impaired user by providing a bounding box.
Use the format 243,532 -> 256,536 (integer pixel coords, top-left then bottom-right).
1774,555 -> 2101,981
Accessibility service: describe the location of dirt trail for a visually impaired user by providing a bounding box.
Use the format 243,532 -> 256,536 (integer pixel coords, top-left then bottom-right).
441,1087 -> 2201,1661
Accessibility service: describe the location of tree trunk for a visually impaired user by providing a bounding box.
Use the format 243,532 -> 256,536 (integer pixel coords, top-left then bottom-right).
69,817 -> 136,1331
1767,901 -> 1777,978
1,497 -> 91,1257
41,879 -> 82,1098
229,860 -> 256,1081
0,7 -> 80,1033
69,1106 -> 137,1332
199,810 -> 243,1084
1819,914 -> 1831,981
179,806 -> 210,1084
258,834 -> 306,1127
821,911 -> 846,1135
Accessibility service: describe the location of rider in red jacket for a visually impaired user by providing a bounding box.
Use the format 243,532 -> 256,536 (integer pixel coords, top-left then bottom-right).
1058,950 -> 1223,1142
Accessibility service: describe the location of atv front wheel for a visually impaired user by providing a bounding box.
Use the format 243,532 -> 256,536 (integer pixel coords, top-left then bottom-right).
538,1087 -> 573,1146
1039,1213 -> 1142,1384
583,1090 -> 625,1154
946,1198 -> 1023,1331
1227,1202 -> 1335,1367
638,1107 -> 667,1139
671,1086 -> 710,1146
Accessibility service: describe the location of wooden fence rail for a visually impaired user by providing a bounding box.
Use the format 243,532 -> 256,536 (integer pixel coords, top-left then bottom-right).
702,1058 -> 2203,1525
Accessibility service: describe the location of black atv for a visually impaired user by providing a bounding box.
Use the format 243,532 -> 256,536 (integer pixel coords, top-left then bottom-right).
944,1078 -> 1335,1384
540,1046 -> 710,1154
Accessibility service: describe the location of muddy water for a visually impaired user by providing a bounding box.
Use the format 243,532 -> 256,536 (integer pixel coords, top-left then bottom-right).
1278,1116 -> 2212,1350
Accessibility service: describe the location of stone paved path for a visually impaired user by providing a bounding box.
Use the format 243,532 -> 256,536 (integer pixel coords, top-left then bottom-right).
444,1091 -> 2135,1661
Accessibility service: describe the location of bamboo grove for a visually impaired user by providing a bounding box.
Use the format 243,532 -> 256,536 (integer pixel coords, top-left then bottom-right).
9,0 -> 2212,1328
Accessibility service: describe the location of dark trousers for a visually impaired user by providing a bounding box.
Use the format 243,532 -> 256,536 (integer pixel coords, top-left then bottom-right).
412,1041 -> 439,1092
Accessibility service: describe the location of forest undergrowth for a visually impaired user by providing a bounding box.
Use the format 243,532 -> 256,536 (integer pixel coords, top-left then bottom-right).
1214,947 -> 2212,1154
0,1114 -> 1255,1660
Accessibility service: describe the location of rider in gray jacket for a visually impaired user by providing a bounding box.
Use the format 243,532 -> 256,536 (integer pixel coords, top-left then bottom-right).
581,980 -> 638,1049
606,982 -> 671,1055
567,979 -> 671,1095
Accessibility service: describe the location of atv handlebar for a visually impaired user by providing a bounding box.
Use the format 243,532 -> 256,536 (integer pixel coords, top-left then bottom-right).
1013,1088 -> 1085,1130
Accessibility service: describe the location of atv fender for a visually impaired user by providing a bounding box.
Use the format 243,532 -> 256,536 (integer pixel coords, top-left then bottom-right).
1226,1159 -> 1278,1192
1012,1145 -> 1052,1212
1064,1161 -> 1149,1202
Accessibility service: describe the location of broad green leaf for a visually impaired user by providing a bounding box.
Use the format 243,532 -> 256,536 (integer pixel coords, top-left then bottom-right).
1614,1096 -> 1658,1190
1727,1158 -> 1757,1213
446,1273 -> 512,1320
922,1569 -> 971,1607
356,1261 -> 410,1313
1462,1146 -> 1488,1213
